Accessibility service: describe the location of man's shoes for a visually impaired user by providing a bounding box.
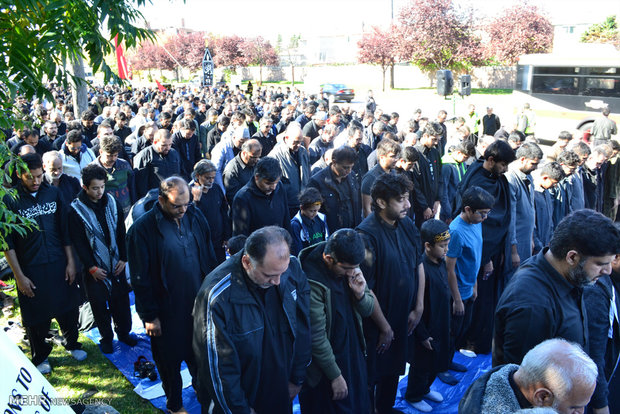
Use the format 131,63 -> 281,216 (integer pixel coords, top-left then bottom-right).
450,361 -> 467,372
167,408 -> 189,414
409,400 -> 432,412
424,390 -> 444,403
100,340 -> 113,354
437,371 -> 459,385
118,333 -> 138,347
459,348 -> 477,358
68,349 -> 87,361
36,358 -> 51,374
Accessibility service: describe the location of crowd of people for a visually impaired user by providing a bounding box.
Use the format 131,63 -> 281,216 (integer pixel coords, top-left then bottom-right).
3,81 -> 620,414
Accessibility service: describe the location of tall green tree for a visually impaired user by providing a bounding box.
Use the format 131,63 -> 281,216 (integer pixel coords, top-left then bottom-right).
581,15 -> 620,49
0,0 -> 153,249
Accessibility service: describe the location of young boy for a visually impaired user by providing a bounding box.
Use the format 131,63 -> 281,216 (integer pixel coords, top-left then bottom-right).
533,162 -> 565,254
290,187 -> 329,255
446,186 -> 494,368
405,219 -> 452,412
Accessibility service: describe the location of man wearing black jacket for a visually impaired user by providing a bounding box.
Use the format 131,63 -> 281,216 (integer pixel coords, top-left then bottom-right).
172,119 -> 202,181
223,139 -> 262,204
193,226 -> 311,414
69,164 -> 136,354
412,122 -> 444,228
127,177 -> 217,414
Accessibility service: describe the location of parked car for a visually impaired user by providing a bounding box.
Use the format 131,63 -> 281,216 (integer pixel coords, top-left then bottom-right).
320,83 -> 355,102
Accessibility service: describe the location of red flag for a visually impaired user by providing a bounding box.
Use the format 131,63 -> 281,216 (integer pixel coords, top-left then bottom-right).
155,80 -> 166,92
114,35 -> 129,80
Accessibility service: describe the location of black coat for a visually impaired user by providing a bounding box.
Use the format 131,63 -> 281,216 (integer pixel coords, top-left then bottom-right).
231,177 -> 291,236
133,146 -> 181,199
172,131 -> 201,181
222,154 -> 254,204
307,166 -> 362,232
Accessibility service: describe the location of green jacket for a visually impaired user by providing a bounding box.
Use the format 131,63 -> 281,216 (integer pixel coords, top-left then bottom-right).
300,242 -> 375,387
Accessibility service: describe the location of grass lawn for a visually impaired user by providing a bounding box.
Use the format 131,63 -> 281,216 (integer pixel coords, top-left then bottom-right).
1,284 -> 160,414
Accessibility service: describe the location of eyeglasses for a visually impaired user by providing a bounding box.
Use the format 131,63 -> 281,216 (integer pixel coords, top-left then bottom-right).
474,210 -> 489,218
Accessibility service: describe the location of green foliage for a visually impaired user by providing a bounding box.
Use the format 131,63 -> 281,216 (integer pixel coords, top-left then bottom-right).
581,15 -> 620,48
0,0 -> 154,250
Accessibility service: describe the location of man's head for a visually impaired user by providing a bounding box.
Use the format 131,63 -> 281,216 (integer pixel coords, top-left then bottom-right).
452,140 -> 475,163
421,122 -> 442,149
330,146 -> 356,180
284,122 -> 303,153
81,110 -> 96,129
320,124 -> 337,144
514,142 -> 543,175
254,157 -> 282,195
232,127 -> 250,149
323,229 -> 366,278
557,131 -> 572,148
192,159 -> 216,190
347,124 -> 364,149
437,109 -> 447,123
549,209 -> 620,286
376,138 -> 401,171
96,123 -> 114,141
585,145 -> 609,171
19,153 -> 43,193
44,120 -> 58,138
397,146 -> 420,172
421,219 -> 450,261
180,119 -> 196,139
99,135 -> 122,169
372,121 -> 386,137
508,131 -> 526,150
153,129 -> 172,155
483,140 -> 516,176
514,339 -> 597,414
259,116 -> 272,133
557,150 -> 581,176
537,162 -> 565,190
240,139 -> 262,167
571,142 -> 591,166
65,130 -> 83,156
298,187 -> 323,221
158,176 -> 190,222
42,151 -> 63,181
81,164 -> 107,203
313,111 -> 327,128
370,173 -> 413,221
21,129 -> 39,147
242,226 -> 291,288
460,185 -> 494,224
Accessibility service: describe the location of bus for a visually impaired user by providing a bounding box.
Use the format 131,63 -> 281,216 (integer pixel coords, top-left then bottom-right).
516,48 -> 620,131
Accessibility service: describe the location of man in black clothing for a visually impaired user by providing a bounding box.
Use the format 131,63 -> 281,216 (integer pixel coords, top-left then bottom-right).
232,157 -> 291,236
345,123 -> 372,185
127,177 -> 217,414
302,111 -> 327,147
299,229 -> 374,414
413,122 -> 444,228
41,120 -> 60,146
308,146 -> 362,232
436,110 -> 448,157
494,209 -> 620,367
3,153 -> 86,374
583,145 -> 609,212
81,110 -> 98,142
482,107 -> 501,137
361,138 -> 401,217
133,129 -> 181,198
156,111 -> 173,132
206,116 -> 230,156
42,150 -> 81,208
455,139 -> 515,355
357,173 -> 425,414
114,112 -> 132,143
193,226 -> 311,414
223,139 -> 262,204
11,128 -> 51,157
172,118 -> 202,181
252,116 -> 277,157
69,164 -> 136,354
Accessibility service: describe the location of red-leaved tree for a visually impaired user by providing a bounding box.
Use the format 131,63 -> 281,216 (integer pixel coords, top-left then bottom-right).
210,35 -> 247,73
358,26 -> 398,91
129,40 -> 174,80
484,2 -> 553,64
241,36 -> 279,85
398,0 -> 484,79
163,31 -> 206,72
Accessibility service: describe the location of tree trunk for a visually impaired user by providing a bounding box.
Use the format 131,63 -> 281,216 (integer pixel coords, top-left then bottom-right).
291,65 -> 295,86
259,64 -> 263,85
70,55 -> 88,118
382,68 -> 386,92
390,64 -> 395,89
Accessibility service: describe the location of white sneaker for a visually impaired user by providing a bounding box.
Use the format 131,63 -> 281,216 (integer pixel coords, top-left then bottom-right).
36,358 -> 51,374
410,399 -> 432,412
424,390 -> 444,403
68,349 -> 87,361
460,348 -> 477,358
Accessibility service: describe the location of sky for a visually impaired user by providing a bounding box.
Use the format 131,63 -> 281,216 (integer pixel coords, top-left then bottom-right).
137,0 -> 620,43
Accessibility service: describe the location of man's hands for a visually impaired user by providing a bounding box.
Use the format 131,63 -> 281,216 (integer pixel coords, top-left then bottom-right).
377,326 -> 394,354
145,318 -> 162,337
331,375 -> 348,400
16,273 -> 36,297
432,201 -> 440,217
347,268 -> 366,300
407,309 -> 422,335
422,337 -> 434,351
453,299 -> 465,316
288,382 -> 301,401
90,266 -> 108,281
191,183 -> 203,201
65,259 -> 76,284
113,260 -> 126,276
423,207 -> 433,220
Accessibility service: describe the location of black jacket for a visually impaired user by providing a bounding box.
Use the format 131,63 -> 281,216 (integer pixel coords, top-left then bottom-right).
307,166 -> 362,232
133,146 -> 181,199
252,130 -> 277,157
231,177 -> 291,236
223,154 -> 254,204
192,251 -> 311,413
458,364 -> 513,414
172,131 -> 201,181
127,202 -> 217,323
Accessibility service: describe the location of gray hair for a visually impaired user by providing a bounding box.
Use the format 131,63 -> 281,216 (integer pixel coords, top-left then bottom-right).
42,150 -> 61,164
518,338 -> 597,401
241,139 -> 262,153
515,408 -> 558,414
193,159 -> 216,177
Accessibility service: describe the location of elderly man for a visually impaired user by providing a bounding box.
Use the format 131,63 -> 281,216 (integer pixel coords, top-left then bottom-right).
223,139 -> 262,204
252,116 -> 276,157
128,177 -> 217,414
133,129 -> 181,198
212,126 -> 250,192
308,123 -> 337,165
302,111 -> 327,147
494,209 -> 620,367
268,122 -> 311,218
193,226 -> 311,414
60,129 -> 97,180
460,339 -> 597,414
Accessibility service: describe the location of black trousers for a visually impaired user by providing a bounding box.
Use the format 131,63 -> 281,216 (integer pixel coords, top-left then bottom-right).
83,272 -> 132,343
405,344 -> 436,402
25,307 -> 81,366
370,375 -> 400,414
451,297 -> 476,354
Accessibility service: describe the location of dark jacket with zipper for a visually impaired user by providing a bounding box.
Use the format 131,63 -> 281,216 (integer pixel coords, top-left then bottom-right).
231,177 -> 291,236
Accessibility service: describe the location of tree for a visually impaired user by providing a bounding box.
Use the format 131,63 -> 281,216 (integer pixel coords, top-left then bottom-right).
0,0 -> 153,249
397,0 -> 484,78
484,2 -> 554,64
280,34 -> 302,86
358,26 -> 398,91
163,31 -> 206,72
581,15 -> 620,49
241,36 -> 279,85
130,41 -> 170,72
210,35 -> 247,73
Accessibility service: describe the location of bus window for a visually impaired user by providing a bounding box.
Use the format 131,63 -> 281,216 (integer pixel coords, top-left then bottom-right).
532,76 -> 579,95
